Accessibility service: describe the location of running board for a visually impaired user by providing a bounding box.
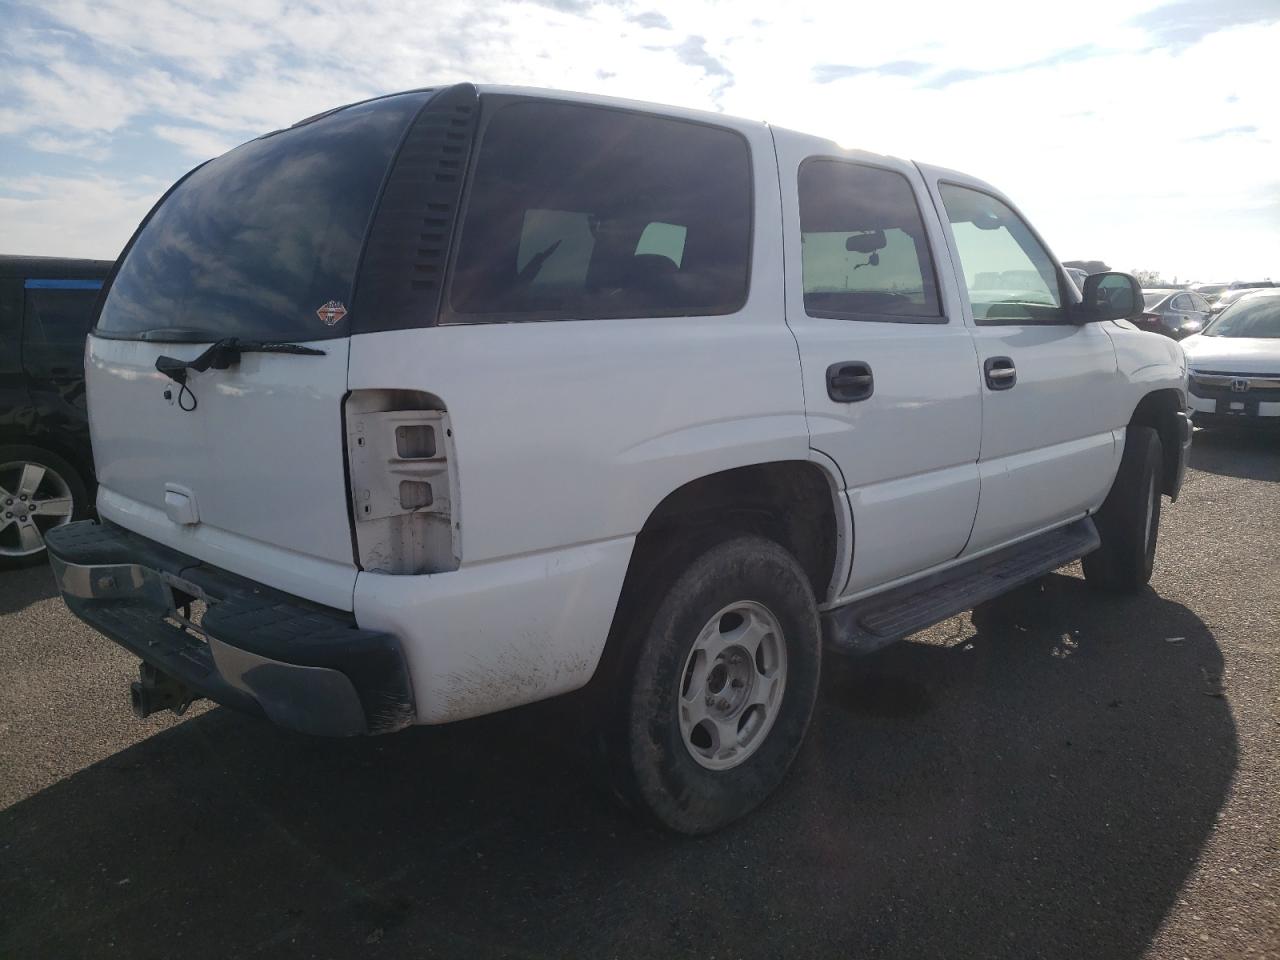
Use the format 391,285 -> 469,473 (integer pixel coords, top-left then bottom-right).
822,518 -> 1100,655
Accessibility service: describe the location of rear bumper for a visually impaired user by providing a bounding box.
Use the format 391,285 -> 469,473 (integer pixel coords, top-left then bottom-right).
45,521 -> 414,736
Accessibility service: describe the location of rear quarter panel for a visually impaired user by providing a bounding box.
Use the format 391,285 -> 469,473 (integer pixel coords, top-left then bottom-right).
346,117 -> 809,568
347,116 -> 819,722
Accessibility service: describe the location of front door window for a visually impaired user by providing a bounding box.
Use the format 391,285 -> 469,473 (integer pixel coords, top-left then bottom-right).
939,184 -> 1065,323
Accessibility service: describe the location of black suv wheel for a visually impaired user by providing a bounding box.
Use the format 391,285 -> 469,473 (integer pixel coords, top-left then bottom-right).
605,535 -> 822,834
1083,426 -> 1163,593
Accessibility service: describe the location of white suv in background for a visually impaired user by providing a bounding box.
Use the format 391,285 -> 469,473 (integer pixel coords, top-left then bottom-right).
48,84 -> 1190,834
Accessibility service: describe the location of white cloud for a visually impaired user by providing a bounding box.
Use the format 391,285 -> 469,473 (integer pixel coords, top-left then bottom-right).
1,0 -> 1276,278
24,130 -> 104,155
0,174 -> 167,260
152,124 -> 238,160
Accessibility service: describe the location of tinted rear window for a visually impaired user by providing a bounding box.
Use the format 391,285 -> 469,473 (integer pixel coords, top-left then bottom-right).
97,93 -> 428,343
798,159 -> 942,320
448,101 -> 752,321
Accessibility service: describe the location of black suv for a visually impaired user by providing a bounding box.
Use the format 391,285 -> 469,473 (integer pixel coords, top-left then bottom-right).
0,255 -> 114,565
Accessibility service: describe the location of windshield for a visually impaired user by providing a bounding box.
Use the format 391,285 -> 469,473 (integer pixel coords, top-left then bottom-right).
1195,284 -> 1228,298
1216,288 -> 1258,308
1203,295 -> 1280,338
96,92 -> 429,343
1143,292 -> 1171,308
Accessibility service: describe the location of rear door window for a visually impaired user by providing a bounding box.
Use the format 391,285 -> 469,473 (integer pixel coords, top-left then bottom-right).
797,159 -> 942,321
96,92 -> 429,343
448,101 -> 752,321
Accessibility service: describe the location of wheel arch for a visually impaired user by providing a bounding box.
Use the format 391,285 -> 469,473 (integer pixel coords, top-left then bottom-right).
589,459 -> 846,694
633,459 -> 843,598
1127,388 -> 1183,498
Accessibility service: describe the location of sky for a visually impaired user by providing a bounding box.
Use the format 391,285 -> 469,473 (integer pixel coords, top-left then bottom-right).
1,0 -> 1277,283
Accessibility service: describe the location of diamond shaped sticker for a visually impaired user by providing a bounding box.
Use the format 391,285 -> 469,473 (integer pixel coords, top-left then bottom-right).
317,300 -> 348,326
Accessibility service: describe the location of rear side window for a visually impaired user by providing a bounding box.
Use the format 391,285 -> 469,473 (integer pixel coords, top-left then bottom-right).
448,101 -> 752,321
798,159 -> 942,321
97,92 -> 429,342
23,283 -> 102,347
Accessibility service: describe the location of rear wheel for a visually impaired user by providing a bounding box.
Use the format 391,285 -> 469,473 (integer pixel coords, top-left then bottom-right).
605,535 -> 822,835
1083,426 -> 1163,593
0,446 -> 89,568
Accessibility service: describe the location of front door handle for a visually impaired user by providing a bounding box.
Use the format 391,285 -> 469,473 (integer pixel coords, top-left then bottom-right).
984,356 -> 1016,390
827,361 -> 874,402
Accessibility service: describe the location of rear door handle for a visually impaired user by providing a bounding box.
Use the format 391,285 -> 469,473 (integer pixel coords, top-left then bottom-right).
826,361 -> 874,402
984,356 -> 1016,390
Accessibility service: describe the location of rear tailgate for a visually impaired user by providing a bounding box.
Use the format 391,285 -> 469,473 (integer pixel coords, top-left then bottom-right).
85,91 -> 440,610
88,336 -> 356,608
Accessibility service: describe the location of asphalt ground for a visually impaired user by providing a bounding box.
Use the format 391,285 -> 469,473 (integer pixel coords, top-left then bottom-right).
1,427 -> 1277,960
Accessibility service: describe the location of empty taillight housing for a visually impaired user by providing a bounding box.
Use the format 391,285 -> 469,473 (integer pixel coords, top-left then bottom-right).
344,390 -> 460,575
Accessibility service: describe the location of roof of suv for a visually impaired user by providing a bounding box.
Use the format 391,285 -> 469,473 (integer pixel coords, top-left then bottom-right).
273,84 -> 935,195
476,84 -> 766,128
468,84 -> 908,169
0,255 -> 115,279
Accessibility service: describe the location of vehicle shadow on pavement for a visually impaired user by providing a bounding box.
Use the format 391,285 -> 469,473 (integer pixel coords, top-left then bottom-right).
0,574 -> 1233,960
1189,427 -> 1279,481
0,563 -> 58,616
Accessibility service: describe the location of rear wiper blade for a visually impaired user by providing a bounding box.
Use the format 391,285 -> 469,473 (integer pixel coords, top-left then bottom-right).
155,337 -> 325,380
154,338 -> 326,412
138,328 -> 226,343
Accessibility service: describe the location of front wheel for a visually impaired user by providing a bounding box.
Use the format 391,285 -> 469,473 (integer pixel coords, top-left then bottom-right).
605,535 -> 822,835
1083,426 -> 1163,593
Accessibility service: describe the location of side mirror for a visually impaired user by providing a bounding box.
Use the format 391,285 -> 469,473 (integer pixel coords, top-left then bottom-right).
1075,271 -> 1143,323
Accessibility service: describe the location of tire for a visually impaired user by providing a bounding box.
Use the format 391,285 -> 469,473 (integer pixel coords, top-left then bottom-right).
0,444 -> 90,569
1083,426 -> 1163,593
604,535 -> 822,835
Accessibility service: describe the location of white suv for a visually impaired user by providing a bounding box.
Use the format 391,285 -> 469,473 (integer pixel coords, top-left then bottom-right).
48,84 -> 1190,834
